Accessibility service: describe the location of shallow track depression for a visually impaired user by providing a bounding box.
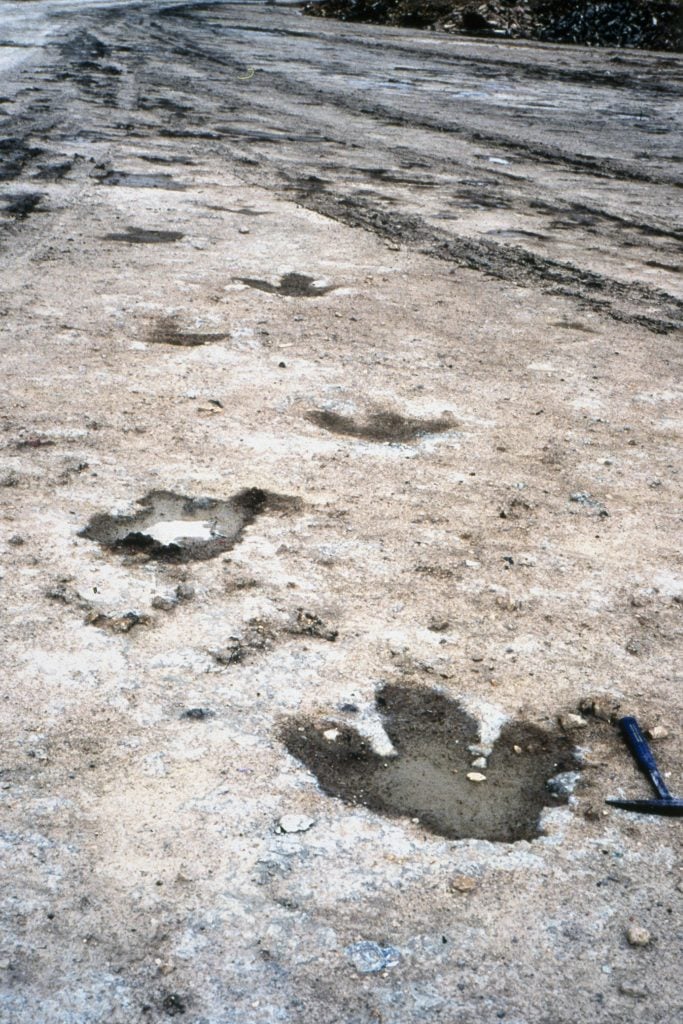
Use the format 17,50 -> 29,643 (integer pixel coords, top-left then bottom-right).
0,2 -> 681,1023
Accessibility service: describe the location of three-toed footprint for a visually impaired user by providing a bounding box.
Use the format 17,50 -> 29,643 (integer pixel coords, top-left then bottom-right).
280,684 -> 580,842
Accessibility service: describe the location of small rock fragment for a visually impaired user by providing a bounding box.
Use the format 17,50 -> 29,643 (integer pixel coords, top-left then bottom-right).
513,744 -> 523,754
181,708 -> 214,721
467,772 -> 487,783
645,725 -> 668,740
579,696 -> 620,723
210,637 -> 245,665
471,757 -> 487,770
175,582 -> 195,602
626,926 -> 651,947
152,594 -> 178,611
288,608 -> 338,642
86,610 -> 149,633
276,814 -> 315,834
546,771 -> 580,797
346,940 -> 400,974
559,713 -> 588,732
618,980 -> 648,999
449,875 -> 477,894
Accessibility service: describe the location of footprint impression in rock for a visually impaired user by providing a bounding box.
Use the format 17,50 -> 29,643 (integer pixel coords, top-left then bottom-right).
281,685 -> 580,842
235,272 -> 333,297
79,488 -> 298,562
305,409 -> 456,443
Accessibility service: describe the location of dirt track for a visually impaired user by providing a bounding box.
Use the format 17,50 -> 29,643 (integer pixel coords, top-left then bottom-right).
1,2 -> 682,1022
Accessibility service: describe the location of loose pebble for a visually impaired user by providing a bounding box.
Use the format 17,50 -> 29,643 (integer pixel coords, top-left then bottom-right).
626,926 -> 651,947
619,981 -> 648,999
346,941 -> 400,974
276,814 -> 315,834
559,713 -> 588,731
449,875 -> 477,893
467,772 -> 487,783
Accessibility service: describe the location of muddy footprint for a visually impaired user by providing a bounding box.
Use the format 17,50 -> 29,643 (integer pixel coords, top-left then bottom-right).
236,272 -> 333,297
280,684 -> 579,842
305,408 -> 456,443
80,488 -> 299,562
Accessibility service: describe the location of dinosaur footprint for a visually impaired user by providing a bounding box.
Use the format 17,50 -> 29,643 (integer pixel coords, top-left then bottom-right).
280,684 -> 579,842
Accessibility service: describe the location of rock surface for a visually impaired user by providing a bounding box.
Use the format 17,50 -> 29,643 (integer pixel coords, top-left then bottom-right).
0,1 -> 681,1022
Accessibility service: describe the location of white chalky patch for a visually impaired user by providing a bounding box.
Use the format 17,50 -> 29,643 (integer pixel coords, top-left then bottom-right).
142,520 -> 217,545
458,697 -> 509,755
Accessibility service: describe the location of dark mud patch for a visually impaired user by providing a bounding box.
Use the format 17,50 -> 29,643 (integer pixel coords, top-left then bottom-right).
236,272 -> 334,297
96,170 -> 188,191
305,408 -> 456,443
298,192 -> 682,333
79,489 -> 299,563
147,316 -> 228,346
0,138 -> 44,183
2,191 -> 45,219
136,153 -> 196,166
551,319 -> 597,332
206,205 -> 270,216
33,160 -> 74,182
645,259 -> 681,274
280,684 -> 579,842
104,226 -> 184,244
12,433 -> 55,449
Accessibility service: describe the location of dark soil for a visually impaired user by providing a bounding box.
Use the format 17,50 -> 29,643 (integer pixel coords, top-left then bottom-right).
281,684 -> 580,841
302,0 -> 683,51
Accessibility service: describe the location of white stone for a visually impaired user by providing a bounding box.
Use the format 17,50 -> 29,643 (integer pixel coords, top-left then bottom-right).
276,814 -> 315,834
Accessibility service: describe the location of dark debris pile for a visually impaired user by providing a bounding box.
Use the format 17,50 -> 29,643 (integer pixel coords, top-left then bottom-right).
301,0 -> 683,50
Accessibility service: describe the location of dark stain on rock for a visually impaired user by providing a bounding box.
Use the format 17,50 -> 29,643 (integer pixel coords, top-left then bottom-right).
147,316 -> 228,346
305,408 -> 456,443
0,138 -> 44,183
181,708 -> 215,721
79,489 -> 300,563
551,320 -> 596,332
280,684 -> 579,842
33,160 -> 74,182
207,205 -> 270,216
97,170 -> 188,191
236,272 -> 334,297
104,226 -> 184,244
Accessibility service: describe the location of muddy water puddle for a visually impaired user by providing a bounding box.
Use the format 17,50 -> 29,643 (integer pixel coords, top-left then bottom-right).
80,489 -> 299,562
281,685 -> 579,842
306,408 -> 456,443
